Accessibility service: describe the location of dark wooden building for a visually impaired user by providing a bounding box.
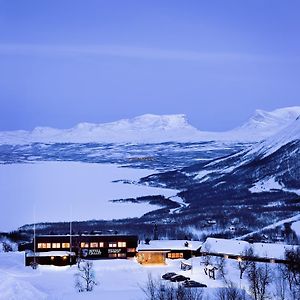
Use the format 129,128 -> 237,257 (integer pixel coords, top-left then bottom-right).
24,234 -> 138,266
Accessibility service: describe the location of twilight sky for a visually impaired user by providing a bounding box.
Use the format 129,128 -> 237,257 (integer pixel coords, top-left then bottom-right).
0,0 -> 299,131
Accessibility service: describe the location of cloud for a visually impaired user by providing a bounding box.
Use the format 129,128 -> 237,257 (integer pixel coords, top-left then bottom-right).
0,43 -> 296,63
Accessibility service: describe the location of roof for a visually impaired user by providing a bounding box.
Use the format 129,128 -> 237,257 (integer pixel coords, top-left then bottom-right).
37,234 -> 137,238
201,238 -> 299,260
26,251 -> 76,257
137,240 -> 202,252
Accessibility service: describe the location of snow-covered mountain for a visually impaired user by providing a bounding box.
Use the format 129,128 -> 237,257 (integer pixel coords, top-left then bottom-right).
1,107 -> 299,144
226,106 -> 300,141
141,111 -> 300,218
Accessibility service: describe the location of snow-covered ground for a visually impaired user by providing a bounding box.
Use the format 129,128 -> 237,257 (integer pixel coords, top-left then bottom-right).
0,250 -> 294,300
0,162 -> 179,232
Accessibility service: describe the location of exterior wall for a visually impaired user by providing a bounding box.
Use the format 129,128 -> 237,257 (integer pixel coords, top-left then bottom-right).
25,254 -> 77,266
31,235 -> 138,260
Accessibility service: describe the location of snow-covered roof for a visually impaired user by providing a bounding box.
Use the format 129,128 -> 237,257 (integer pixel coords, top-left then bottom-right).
26,251 -> 76,257
201,238 -> 299,260
137,240 -> 202,252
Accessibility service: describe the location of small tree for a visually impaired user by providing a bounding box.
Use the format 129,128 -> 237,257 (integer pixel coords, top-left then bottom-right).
216,281 -> 247,300
215,256 -> 227,283
272,264 -> 288,300
237,247 -> 254,280
284,247 -> 300,298
201,243 -> 212,266
74,261 -> 97,292
246,262 -> 271,300
2,241 -> 13,252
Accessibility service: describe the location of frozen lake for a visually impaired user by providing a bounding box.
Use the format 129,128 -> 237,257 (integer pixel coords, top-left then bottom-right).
0,162 -> 179,231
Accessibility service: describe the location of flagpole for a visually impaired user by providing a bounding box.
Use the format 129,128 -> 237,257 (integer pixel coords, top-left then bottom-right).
70,205 -> 72,266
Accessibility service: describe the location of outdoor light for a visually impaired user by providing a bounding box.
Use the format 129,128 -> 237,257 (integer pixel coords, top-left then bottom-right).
237,257 -> 242,262
51,256 -> 54,260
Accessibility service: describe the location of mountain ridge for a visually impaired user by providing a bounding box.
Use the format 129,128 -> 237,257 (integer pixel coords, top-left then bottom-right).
1,107 -> 300,144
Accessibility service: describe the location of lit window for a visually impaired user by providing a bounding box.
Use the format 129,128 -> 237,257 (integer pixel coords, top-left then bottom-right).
52,243 -> 61,249
99,242 -> 104,247
37,243 -> 51,249
118,242 -> 126,248
90,242 -> 98,248
80,242 -> 89,248
62,243 -> 70,248
167,253 -> 184,259
118,253 -> 126,258
127,248 -> 136,253
108,253 -> 117,258
109,242 -> 117,248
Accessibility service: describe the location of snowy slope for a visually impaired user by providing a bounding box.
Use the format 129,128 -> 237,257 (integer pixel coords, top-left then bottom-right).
1,107 -> 300,144
246,115 -> 300,158
226,106 -> 300,141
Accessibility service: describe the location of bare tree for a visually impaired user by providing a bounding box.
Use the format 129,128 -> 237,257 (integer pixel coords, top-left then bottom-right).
246,262 -> 272,300
141,274 -> 203,300
74,261 -> 97,292
201,243 -> 212,266
272,264 -> 288,300
215,256 -> 227,283
237,246 -> 254,280
216,286 -> 247,300
284,248 -> 300,299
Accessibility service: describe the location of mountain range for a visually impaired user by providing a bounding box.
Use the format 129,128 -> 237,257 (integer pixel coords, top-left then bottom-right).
1,106 -> 300,144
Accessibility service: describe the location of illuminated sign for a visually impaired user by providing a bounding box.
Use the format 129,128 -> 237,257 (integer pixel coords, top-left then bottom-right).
88,249 -> 102,256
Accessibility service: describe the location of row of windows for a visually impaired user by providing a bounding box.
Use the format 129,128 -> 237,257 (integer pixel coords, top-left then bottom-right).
80,242 -> 127,248
37,241 -> 128,249
37,243 -> 70,249
167,252 -> 184,259
108,253 -> 126,258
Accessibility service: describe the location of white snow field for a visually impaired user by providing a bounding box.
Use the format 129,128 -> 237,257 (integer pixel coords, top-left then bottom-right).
0,162 -> 179,231
0,252 -> 214,300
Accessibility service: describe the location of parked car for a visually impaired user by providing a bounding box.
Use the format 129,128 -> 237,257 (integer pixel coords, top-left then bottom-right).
170,275 -> 190,282
162,272 -> 177,280
183,280 -> 207,288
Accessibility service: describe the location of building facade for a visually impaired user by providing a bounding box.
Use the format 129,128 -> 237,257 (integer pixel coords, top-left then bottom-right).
25,234 -> 138,266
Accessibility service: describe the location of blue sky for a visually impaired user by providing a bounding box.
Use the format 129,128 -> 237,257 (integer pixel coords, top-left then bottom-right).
0,0 -> 299,131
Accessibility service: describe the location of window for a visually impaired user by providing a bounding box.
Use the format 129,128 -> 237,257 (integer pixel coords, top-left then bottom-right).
167,252 -> 184,259
118,253 -> 126,258
99,242 -> 104,247
108,253 -> 117,258
80,242 -> 89,248
127,248 -> 136,253
37,243 -> 51,249
90,242 -> 98,248
109,242 -> 117,248
52,243 -> 61,249
62,243 -> 70,248
118,242 -> 126,248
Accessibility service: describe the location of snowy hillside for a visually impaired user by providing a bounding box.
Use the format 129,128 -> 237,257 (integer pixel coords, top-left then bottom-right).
1,107 -> 299,144
226,106 -> 300,141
